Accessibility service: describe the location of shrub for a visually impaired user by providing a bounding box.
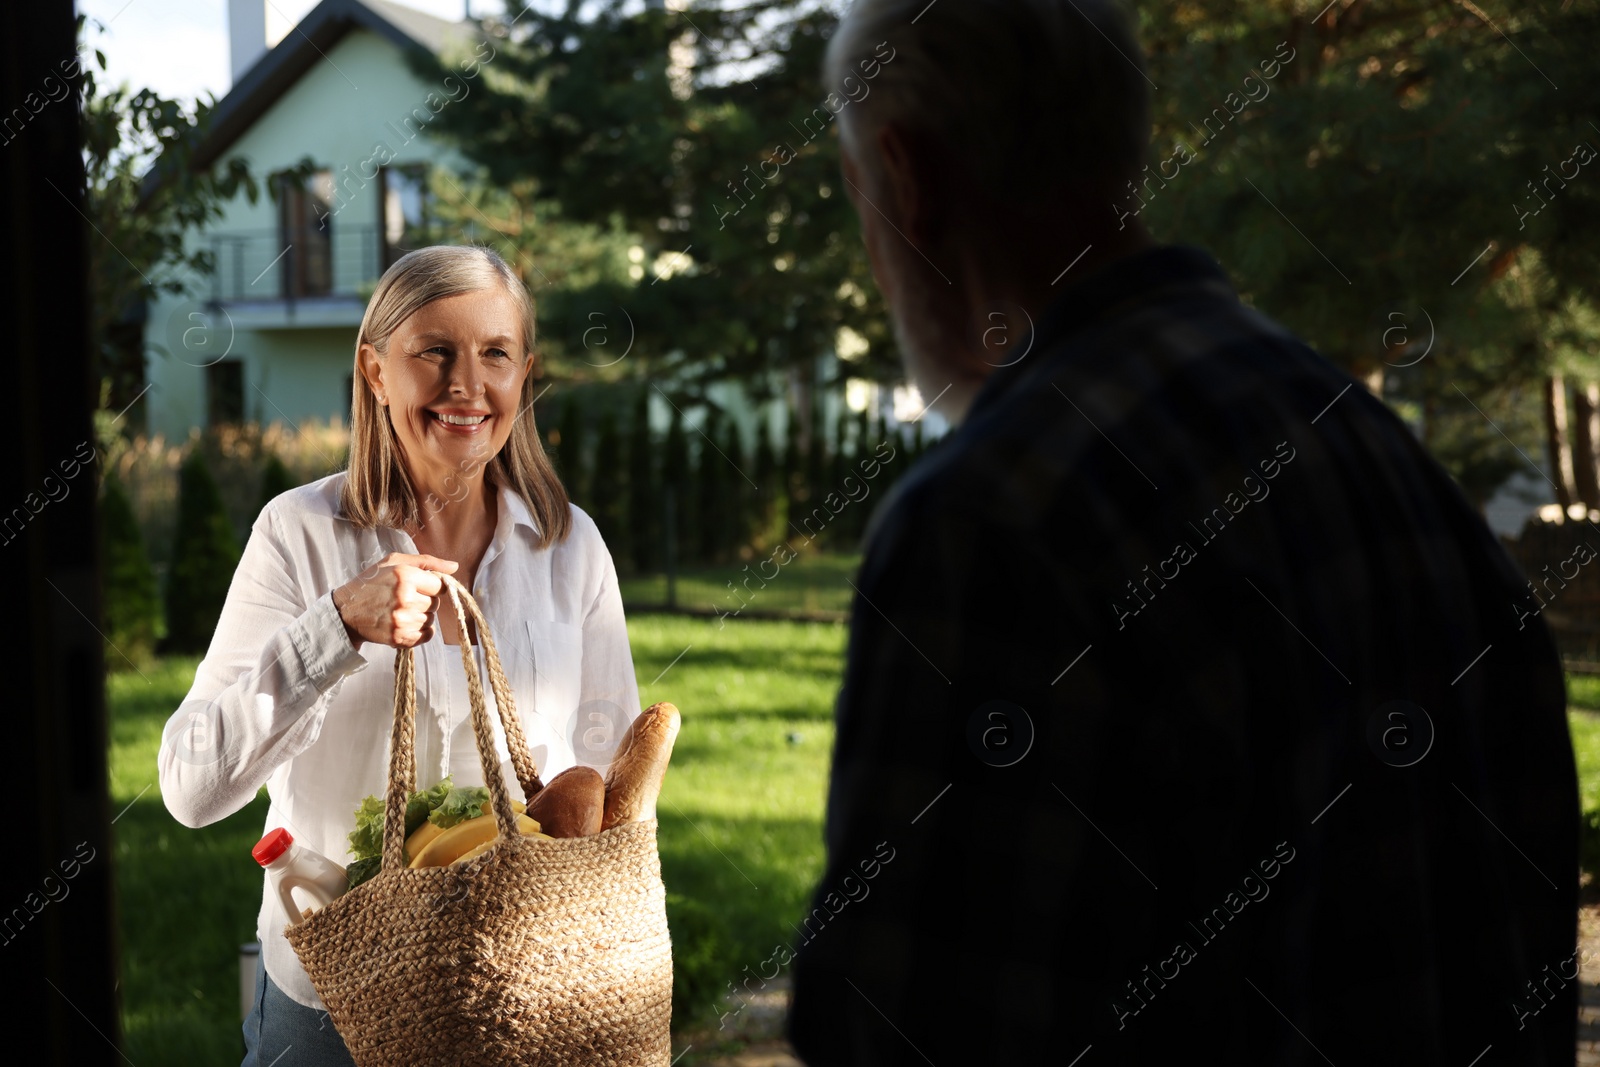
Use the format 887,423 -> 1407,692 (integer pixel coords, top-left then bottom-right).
101,477 -> 160,668
591,408 -> 625,558
258,452 -> 296,512
163,449 -> 240,653
627,389 -> 656,574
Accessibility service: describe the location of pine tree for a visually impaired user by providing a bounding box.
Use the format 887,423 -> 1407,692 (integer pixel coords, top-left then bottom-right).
802,384 -> 827,537
720,413 -> 748,560
661,402 -> 690,571
846,401 -> 873,539
780,398 -> 801,543
698,408 -> 728,563
823,391 -> 847,549
556,397 -> 586,511
163,449 -> 241,653
752,410 -> 778,548
627,388 -> 656,573
259,452 -> 296,514
101,478 -> 160,668
591,408 -> 625,557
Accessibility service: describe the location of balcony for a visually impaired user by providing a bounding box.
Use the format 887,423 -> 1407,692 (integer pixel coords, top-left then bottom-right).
205,223 -> 386,329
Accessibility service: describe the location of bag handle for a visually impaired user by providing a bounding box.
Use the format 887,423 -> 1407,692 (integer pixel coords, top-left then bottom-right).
380,573 -> 544,872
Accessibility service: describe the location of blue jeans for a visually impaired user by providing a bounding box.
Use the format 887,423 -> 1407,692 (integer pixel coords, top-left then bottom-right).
241,954 -> 357,1066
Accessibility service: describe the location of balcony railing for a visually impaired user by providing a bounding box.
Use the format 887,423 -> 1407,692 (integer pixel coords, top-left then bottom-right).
207,224 -> 386,304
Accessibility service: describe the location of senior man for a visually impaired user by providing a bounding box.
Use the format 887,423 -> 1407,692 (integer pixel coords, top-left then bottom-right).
786,0 -> 1578,1063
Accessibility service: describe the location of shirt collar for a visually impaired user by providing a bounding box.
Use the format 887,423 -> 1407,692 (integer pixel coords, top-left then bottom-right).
494,479 -> 542,541
966,244 -> 1236,421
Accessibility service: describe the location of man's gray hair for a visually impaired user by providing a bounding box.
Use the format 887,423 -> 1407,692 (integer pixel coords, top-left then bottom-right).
824,0 -> 1150,207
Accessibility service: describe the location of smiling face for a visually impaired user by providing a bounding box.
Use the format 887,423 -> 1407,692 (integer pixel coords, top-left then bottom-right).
359,285 -> 532,500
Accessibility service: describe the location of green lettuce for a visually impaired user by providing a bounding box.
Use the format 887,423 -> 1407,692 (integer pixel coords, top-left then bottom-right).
346,775 -> 458,865
346,794 -> 387,864
345,856 -> 381,892
427,785 -> 492,829
406,776 -> 454,836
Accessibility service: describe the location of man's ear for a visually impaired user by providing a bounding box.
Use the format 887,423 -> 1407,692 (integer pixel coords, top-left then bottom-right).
875,121 -> 945,248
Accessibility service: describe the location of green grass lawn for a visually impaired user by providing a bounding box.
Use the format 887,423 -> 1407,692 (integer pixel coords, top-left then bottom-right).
108,626 -> 1600,1063
618,551 -> 862,618
109,614 -> 844,1063
1569,674 -> 1600,811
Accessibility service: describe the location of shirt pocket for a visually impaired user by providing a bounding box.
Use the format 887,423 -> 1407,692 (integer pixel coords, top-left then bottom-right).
524,619 -> 585,771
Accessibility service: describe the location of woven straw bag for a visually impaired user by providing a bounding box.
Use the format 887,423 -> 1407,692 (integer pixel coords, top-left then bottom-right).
285,574 -> 673,1065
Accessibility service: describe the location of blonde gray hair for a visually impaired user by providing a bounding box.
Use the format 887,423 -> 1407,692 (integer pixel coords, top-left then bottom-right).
824,0 -> 1149,206
341,245 -> 571,544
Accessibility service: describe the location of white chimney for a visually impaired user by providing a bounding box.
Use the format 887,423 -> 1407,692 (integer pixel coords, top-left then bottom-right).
228,0 -> 269,86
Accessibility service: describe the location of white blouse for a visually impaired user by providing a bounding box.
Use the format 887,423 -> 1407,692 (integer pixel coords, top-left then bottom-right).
157,472 -> 642,1009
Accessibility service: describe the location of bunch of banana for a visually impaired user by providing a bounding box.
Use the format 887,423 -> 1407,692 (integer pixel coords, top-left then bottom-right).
405,799 -> 552,868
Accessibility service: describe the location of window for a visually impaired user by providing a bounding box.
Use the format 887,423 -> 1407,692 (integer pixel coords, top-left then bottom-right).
279,169 -> 335,297
380,164 -> 432,267
206,359 -> 245,426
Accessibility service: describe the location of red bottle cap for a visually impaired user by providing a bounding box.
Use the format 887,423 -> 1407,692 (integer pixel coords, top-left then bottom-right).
252,827 -> 294,866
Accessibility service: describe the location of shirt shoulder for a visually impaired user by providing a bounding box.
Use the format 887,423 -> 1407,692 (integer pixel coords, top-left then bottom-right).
563,501 -> 601,545
532,501 -> 616,581
259,470 -> 348,530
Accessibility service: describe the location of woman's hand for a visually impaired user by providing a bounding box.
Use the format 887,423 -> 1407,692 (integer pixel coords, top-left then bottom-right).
331,553 -> 459,649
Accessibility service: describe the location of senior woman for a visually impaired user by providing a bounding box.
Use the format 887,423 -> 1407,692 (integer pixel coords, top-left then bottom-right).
157,245 -> 641,1066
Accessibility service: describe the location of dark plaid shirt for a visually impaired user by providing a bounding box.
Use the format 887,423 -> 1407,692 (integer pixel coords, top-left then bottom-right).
787,245 -> 1577,1065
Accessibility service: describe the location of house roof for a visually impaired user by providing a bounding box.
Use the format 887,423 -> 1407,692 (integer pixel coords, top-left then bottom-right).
187,0 -> 477,175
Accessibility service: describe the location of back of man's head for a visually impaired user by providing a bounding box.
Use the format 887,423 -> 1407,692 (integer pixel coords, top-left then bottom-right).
825,0 -> 1151,211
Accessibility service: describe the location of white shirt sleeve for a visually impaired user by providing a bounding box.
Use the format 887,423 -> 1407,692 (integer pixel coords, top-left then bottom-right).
158,503 -> 368,828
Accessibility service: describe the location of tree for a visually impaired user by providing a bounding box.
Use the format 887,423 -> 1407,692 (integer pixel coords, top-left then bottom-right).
627,388 -> 658,573
555,396 -> 586,507
661,402 -> 691,569
718,411 -> 748,559
259,453 -> 296,514
753,409 -> 779,548
802,381 -> 827,533
1126,0 -> 1600,502
78,15 -> 302,423
698,408 -> 730,562
780,395 -> 802,540
590,407 -> 625,557
101,477 -> 160,667
413,0 -> 898,398
163,449 -> 240,653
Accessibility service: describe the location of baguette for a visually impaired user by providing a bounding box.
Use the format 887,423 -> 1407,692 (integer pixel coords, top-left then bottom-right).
525,766 -> 605,838
602,702 -> 681,830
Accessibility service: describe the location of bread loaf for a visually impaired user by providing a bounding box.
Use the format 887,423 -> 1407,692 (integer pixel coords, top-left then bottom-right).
602,702 -> 681,830
525,766 -> 605,838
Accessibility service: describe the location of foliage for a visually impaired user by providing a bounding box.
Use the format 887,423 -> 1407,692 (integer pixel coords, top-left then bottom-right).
1127,1 -> 1600,498
591,406 -> 626,555
258,452 -> 296,512
162,449 -> 240,653
628,388 -> 659,573
554,393 -> 586,505
101,477 -> 160,668
662,402 -> 693,563
76,15 -> 308,421
105,420 -> 346,568
411,0 -> 895,396
752,414 -> 780,547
